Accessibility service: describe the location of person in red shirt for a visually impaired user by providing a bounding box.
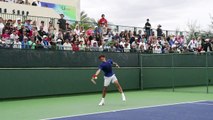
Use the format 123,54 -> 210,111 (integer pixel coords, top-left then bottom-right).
98,14 -> 108,27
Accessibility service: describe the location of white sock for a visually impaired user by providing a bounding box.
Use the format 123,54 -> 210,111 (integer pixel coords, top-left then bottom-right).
121,93 -> 125,96
101,98 -> 105,102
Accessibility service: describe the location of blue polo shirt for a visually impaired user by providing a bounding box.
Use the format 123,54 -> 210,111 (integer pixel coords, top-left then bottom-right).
99,59 -> 114,77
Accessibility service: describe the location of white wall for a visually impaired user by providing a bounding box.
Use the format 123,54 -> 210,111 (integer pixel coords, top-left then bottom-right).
0,0 -> 80,20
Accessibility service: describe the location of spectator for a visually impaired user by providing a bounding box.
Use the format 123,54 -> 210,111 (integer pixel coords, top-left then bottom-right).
188,37 -> 198,52
13,36 -> 21,49
63,39 -> 72,51
41,35 -> 51,49
10,30 -> 19,41
157,25 -> 163,37
38,26 -> 47,41
98,14 -> 108,27
57,14 -> 66,32
48,21 -> 56,36
21,36 -> 29,49
0,17 -> 5,36
145,19 -> 151,38
79,40 -> 85,51
24,19 -> 32,30
14,18 -> 22,30
72,41 -> 79,51
28,36 -> 36,49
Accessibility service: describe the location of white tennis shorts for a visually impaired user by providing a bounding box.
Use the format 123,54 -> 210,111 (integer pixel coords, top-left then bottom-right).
104,74 -> 118,87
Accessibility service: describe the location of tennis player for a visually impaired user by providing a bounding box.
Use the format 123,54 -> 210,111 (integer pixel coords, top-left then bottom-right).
92,55 -> 126,106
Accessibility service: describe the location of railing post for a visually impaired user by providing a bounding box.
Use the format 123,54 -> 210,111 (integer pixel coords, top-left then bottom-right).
206,53 -> 209,94
172,53 -> 175,92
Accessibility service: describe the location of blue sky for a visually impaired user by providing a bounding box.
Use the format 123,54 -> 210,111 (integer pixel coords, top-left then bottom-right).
81,0 -> 213,31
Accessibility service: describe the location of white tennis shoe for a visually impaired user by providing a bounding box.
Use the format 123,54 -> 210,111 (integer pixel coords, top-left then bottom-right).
122,93 -> 126,102
99,99 -> 105,106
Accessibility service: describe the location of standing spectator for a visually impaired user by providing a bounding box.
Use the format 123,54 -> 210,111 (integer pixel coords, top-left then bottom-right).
157,25 -> 163,37
57,14 -> 66,32
98,14 -> 108,27
145,19 -> 151,38
40,21 -> 48,33
48,21 -> 56,36
0,17 -> 5,36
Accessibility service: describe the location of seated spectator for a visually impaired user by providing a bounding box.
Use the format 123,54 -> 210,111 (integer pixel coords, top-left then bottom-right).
72,41 -> 79,51
21,36 -> 29,49
78,33 -> 85,44
188,38 -> 198,52
14,18 -> 22,30
63,39 -> 72,51
124,41 -> 131,53
10,30 -> 19,41
79,40 -> 86,51
28,36 -> 36,49
41,35 -> 51,49
119,38 -> 126,48
153,44 -> 162,54
24,19 -> 32,30
13,36 -> 21,49
90,42 -> 99,51
38,26 -> 47,41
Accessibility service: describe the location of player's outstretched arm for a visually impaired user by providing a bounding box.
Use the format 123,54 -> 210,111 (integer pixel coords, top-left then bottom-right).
93,69 -> 101,79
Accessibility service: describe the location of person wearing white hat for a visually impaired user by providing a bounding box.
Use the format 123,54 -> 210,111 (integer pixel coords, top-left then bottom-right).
13,36 -> 21,49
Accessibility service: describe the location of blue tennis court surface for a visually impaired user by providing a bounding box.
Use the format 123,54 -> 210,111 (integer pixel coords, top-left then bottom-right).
49,101 -> 213,120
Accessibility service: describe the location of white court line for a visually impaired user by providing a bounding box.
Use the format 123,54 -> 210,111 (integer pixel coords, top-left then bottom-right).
40,100 -> 207,120
193,102 -> 213,106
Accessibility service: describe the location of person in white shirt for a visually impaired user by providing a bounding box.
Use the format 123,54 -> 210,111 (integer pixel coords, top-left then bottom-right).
74,25 -> 80,36
10,30 -> 19,41
13,37 -> 21,49
91,39 -> 98,47
78,41 -> 85,51
63,39 -> 72,51
78,33 -> 85,44
119,38 -> 126,48
139,40 -> 147,51
124,41 -> 131,53
188,38 -> 198,50
153,44 -> 162,54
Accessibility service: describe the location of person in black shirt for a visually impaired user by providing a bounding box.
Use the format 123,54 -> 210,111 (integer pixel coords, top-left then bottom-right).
145,19 -> 151,38
57,14 -> 66,32
157,24 -> 163,38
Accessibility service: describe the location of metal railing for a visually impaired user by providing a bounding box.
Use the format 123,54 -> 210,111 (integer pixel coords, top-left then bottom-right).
0,13 -> 189,38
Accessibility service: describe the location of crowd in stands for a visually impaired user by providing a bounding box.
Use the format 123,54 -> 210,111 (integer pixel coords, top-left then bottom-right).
0,13 -> 213,54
